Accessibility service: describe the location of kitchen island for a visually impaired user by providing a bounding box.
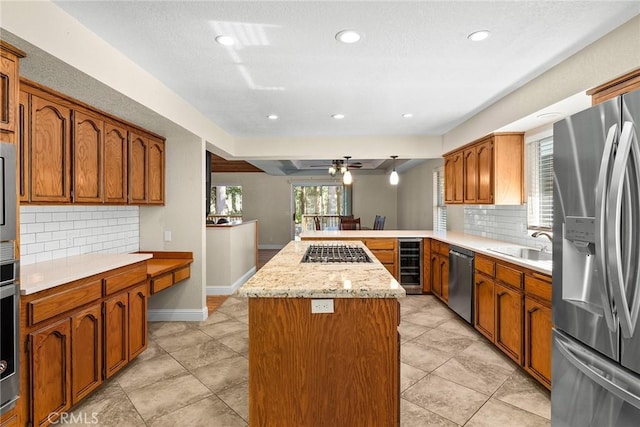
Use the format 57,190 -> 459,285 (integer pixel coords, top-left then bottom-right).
238,240 -> 405,426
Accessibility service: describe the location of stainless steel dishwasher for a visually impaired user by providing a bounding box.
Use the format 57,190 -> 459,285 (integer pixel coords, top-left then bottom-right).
448,245 -> 474,323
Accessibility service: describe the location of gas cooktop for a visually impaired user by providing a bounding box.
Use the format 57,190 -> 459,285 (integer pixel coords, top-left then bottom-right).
301,244 -> 372,263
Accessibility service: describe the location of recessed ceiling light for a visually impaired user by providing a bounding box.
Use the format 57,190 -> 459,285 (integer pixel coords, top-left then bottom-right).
467,30 -> 491,42
402,113 -> 413,118
536,112 -> 562,119
267,114 -> 279,120
215,35 -> 235,46
335,30 -> 361,44
332,114 -> 345,120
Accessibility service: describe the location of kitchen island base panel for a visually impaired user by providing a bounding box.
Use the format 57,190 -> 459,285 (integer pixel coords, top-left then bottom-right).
248,297 -> 400,426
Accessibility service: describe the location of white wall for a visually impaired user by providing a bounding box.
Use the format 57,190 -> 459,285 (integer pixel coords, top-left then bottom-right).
396,159 -> 443,230
213,172 -> 398,247
141,134 -> 207,321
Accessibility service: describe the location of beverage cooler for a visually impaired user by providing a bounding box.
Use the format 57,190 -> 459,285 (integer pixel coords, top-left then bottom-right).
398,239 -> 422,294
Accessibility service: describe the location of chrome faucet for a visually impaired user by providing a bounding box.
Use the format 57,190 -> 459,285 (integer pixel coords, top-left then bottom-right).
532,231 -> 553,252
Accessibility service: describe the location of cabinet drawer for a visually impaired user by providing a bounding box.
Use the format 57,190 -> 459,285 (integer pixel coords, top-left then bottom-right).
103,264 -> 147,296
475,255 -> 495,277
496,263 -> 523,289
371,250 -> 395,264
430,240 -> 440,253
174,266 -> 191,283
151,273 -> 173,294
525,275 -> 552,304
365,239 -> 396,250
29,280 -> 102,326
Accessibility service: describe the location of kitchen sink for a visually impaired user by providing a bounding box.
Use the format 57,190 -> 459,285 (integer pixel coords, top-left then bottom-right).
488,247 -> 553,262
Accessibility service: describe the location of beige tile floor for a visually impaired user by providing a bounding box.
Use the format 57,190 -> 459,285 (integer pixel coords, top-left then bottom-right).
68,294 -> 550,426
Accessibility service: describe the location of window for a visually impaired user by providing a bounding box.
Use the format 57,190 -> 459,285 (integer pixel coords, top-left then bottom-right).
210,185 -> 242,219
526,137 -> 553,230
293,184 -> 349,237
433,167 -> 447,231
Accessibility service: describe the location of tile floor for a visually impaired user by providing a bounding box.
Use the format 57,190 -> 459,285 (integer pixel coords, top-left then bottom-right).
68,294 -> 550,426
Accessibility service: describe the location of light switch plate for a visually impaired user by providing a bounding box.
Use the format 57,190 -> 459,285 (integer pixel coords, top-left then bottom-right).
311,299 -> 334,314
164,230 -> 172,242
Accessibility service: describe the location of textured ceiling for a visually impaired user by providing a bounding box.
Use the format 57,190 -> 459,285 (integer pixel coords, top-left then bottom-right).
53,0 -> 640,141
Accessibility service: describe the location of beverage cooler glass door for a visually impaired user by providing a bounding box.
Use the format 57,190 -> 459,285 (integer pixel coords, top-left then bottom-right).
552,98 -> 620,361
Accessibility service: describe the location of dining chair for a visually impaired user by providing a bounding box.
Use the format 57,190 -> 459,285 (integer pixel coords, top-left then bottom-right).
313,216 -> 321,230
340,217 -> 361,230
373,215 -> 385,230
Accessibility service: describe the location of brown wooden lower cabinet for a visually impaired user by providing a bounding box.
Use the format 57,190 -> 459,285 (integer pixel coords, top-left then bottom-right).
430,248 -> 449,302
103,292 -> 129,379
29,319 -> 72,427
473,253 -> 551,389
474,272 -> 495,341
495,283 -> 523,364
128,282 -> 149,359
0,411 -> 18,427
524,296 -> 552,389
71,304 -> 102,404
248,297 -> 399,426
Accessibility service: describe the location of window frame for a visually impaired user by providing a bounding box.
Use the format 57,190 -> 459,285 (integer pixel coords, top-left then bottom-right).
526,132 -> 554,231
433,167 -> 447,232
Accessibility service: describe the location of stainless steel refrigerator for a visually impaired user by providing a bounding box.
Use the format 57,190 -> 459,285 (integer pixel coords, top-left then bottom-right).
552,88 -> 640,426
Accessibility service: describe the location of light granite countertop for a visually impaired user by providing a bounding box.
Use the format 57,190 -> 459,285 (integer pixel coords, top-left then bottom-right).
300,230 -> 552,275
237,240 -> 405,299
20,253 -> 153,295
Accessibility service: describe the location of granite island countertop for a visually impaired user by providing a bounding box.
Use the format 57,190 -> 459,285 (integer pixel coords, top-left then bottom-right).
237,240 -> 405,299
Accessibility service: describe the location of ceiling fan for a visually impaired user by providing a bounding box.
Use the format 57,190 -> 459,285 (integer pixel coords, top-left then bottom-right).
309,157 -> 363,176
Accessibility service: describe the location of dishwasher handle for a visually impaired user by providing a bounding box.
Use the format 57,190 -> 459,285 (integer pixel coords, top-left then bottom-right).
449,245 -> 475,260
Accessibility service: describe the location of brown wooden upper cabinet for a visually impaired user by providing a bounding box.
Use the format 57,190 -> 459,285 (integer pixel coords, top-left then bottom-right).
19,79 -> 165,205
587,68 -> 640,105
128,133 -> 164,205
444,132 -> 524,205
30,93 -> 72,203
0,41 -> 25,143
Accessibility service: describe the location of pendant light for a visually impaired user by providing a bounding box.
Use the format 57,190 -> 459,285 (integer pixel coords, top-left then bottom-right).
343,156 -> 353,185
389,155 -> 399,185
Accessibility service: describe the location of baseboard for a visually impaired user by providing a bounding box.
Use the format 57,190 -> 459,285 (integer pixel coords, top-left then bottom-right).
148,307 -> 208,322
207,266 -> 257,295
258,244 -> 285,250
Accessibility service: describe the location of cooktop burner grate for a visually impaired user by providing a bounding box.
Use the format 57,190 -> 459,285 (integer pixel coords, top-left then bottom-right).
301,244 -> 372,263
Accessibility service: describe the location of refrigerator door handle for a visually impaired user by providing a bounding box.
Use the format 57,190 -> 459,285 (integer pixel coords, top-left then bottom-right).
595,124 -> 618,332
607,121 -> 640,338
556,331 -> 640,410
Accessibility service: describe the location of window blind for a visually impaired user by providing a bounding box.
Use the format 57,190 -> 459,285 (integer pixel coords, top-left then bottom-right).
433,167 -> 447,231
526,137 -> 553,229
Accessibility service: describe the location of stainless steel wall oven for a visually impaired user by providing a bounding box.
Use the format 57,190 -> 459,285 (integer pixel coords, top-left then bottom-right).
0,141 -> 19,415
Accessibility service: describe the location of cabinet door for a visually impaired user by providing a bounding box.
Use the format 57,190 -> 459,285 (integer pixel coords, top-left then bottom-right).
440,256 -> 449,303
71,304 -> 102,404
128,282 -> 148,360
474,273 -> 495,341
18,90 -> 29,202
431,255 -> 441,297
422,239 -> 431,293
444,155 -> 454,203
476,139 -> 494,204
103,292 -> 128,379
524,297 -> 552,389
495,282 -> 523,364
452,152 -> 464,203
73,111 -> 103,203
30,319 -> 72,427
147,138 -> 164,205
128,132 -> 147,204
104,122 -> 128,204
30,95 -> 72,203
463,146 -> 477,203
0,49 -> 19,136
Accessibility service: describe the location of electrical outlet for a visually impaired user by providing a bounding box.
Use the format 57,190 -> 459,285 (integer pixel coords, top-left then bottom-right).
311,299 -> 334,314
164,230 -> 172,242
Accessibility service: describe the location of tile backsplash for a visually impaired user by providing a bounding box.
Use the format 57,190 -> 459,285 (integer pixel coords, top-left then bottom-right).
464,205 -> 550,250
20,205 -> 139,265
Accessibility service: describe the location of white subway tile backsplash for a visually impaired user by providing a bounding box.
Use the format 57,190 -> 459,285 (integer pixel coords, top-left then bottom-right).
464,204 -> 547,249
20,205 -> 140,265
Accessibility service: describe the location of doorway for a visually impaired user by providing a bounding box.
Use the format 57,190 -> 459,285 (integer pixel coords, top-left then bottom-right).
291,183 -> 351,239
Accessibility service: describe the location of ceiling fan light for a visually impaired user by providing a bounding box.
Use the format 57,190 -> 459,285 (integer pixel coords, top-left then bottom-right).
328,165 -> 337,176
343,170 -> 353,185
340,165 -> 347,174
